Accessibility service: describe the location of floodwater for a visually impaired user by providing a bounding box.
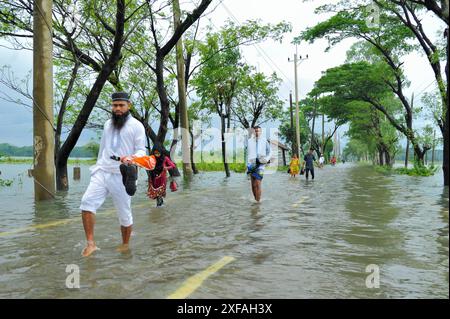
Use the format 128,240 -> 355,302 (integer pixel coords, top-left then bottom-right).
0,163 -> 448,298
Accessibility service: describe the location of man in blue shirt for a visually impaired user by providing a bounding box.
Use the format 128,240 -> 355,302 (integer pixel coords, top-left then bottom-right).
303,148 -> 316,180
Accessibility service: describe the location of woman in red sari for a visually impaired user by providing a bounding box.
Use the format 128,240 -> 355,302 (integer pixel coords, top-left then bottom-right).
147,145 -> 176,207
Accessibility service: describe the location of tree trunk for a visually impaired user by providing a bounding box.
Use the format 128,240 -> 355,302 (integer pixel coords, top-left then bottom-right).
384,148 -> 392,167
405,94 -> 425,166
443,124 -> 449,185
310,97 -> 317,148
413,144 -> 425,165
57,65 -> 119,189
155,55 -> 171,144
56,0 -> 125,191
221,115 -> 230,177
55,158 -> 68,191
146,132 -> 152,154
54,60 -> 80,191
405,139 -> 410,168
378,149 -> 384,166
153,0 -> 213,146
444,27 -> 449,186
169,123 -> 179,162
169,102 -> 180,156
321,113 -> 325,156
190,128 -> 199,174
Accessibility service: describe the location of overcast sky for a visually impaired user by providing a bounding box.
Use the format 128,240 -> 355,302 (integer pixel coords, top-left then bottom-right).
0,0 -> 445,148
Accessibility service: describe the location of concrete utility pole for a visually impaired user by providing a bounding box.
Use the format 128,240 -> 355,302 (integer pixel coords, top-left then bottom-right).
321,113 -> 325,156
289,92 -> 295,153
33,0 -> 55,200
293,52 -> 301,158
172,0 -> 193,177
288,47 -> 308,158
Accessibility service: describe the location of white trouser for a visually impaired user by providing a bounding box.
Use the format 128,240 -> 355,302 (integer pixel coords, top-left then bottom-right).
80,169 -> 133,227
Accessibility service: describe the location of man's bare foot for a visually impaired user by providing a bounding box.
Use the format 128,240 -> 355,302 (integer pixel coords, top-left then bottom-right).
82,241 -> 98,257
116,244 -> 130,253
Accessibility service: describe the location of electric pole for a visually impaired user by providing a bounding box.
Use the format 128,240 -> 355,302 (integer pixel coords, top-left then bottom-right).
173,0 -> 193,177
288,47 -> 308,158
33,0 -> 55,200
289,92 -> 295,154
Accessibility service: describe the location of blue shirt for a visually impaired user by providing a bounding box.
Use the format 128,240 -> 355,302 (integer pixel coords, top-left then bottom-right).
303,153 -> 316,169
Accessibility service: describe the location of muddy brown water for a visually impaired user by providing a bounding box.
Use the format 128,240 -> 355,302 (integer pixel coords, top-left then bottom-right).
0,163 -> 448,298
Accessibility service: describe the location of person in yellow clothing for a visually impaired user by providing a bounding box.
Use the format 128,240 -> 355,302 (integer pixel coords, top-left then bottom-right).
289,154 -> 300,177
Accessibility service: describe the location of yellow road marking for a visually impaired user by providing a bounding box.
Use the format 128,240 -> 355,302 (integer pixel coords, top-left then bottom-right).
0,203 -> 152,237
0,219 -> 76,237
292,196 -> 308,208
167,256 -> 235,299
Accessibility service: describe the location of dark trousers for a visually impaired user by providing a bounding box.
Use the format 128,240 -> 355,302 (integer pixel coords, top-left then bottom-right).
305,168 -> 314,180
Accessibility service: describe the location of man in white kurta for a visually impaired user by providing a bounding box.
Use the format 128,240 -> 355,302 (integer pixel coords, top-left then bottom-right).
319,155 -> 325,168
246,126 -> 272,202
80,92 -> 146,257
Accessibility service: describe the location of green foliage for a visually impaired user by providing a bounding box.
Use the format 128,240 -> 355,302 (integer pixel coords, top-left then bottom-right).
313,61 -> 397,104
192,26 -> 243,113
395,164 -> 438,177
277,165 -> 289,172
375,162 -> 438,177
278,105 -> 310,155
421,90 -> 445,135
297,1 -> 417,57
234,70 -> 284,128
0,156 -> 30,164
0,157 -> 96,165
177,162 -> 247,173
193,19 -> 291,118
416,124 -> 435,150
0,143 -> 98,158
84,141 -> 100,158
0,178 -> 13,187
299,0 -> 446,172
311,59 -> 401,165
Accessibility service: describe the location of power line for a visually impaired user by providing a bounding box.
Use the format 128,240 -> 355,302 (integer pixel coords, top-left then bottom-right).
187,0 -> 253,67
415,79 -> 437,98
220,2 -> 294,87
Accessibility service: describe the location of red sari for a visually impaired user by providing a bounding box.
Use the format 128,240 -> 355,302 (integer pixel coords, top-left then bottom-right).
147,156 -> 176,199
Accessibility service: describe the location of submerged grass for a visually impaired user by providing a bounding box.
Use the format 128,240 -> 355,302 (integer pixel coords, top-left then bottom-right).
375,163 -> 438,177
177,162 -> 247,173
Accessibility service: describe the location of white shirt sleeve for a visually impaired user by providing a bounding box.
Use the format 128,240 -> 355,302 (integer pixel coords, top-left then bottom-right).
265,141 -> 273,162
133,121 -> 147,157
247,138 -> 256,164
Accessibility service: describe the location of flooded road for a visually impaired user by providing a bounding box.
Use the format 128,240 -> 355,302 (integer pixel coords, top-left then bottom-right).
0,163 -> 448,298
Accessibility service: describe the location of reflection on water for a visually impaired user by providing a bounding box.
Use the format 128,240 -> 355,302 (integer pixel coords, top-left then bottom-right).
0,163 -> 448,298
